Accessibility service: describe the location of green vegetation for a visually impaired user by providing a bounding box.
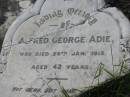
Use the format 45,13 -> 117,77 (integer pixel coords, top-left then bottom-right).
61,87 -> 70,97
60,62 -> 130,97
59,73 -> 130,97
78,72 -> 130,97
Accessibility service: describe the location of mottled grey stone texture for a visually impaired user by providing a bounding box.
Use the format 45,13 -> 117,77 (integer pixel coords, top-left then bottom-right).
0,0 -> 130,97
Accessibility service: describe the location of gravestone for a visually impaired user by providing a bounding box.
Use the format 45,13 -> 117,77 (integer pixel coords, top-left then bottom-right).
0,0 -> 130,97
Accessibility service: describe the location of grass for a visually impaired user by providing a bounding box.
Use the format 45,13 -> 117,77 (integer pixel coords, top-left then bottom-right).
78,72 -> 130,97
60,62 -> 130,97
60,72 -> 130,97
61,87 -> 70,97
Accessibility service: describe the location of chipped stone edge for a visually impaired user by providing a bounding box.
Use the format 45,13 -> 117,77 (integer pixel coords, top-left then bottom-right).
0,0 -> 46,73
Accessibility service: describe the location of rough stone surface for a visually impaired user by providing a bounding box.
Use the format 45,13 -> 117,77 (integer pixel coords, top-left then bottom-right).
0,0 -> 130,97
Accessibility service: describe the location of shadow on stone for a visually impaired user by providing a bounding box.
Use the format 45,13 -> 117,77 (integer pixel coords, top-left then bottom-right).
78,73 -> 130,97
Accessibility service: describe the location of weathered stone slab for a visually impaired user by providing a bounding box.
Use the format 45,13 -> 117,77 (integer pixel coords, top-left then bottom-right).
0,0 -> 130,97
40,0 -> 105,14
